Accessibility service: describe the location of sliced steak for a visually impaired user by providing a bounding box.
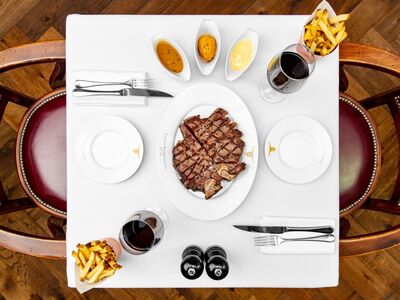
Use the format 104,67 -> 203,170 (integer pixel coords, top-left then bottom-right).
172,107 -> 246,199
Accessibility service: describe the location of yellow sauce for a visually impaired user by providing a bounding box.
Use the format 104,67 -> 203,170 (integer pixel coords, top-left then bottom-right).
156,40 -> 184,73
229,38 -> 253,71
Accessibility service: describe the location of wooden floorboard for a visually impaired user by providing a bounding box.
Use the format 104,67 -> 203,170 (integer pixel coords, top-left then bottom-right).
1,0 -> 400,299
0,0 -> 40,40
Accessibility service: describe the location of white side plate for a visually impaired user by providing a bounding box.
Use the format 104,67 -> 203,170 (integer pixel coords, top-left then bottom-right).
265,116 -> 332,184
75,116 -> 144,184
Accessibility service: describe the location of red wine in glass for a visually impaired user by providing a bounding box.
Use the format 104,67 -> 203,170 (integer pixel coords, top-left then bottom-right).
270,51 -> 310,93
122,220 -> 156,251
259,44 -> 315,103
119,207 -> 168,255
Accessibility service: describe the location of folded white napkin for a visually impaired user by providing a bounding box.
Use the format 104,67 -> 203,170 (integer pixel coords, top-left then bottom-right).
258,216 -> 336,255
70,70 -> 147,107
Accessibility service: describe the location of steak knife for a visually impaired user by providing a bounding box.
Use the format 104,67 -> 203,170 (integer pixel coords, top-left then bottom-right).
234,225 -> 334,234
72,87 -> 173,97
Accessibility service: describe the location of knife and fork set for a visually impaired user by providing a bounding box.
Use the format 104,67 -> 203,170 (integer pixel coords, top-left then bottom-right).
234,225 -> 335,247
72,78 -> 173,98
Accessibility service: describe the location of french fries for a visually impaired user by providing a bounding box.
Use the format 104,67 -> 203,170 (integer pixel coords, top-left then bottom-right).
303,9 -> 350,56
329,14 -> 350,24
72,239 -> 122,283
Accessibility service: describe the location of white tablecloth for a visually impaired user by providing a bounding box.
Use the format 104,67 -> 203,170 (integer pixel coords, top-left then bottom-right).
66,15 -> 339,288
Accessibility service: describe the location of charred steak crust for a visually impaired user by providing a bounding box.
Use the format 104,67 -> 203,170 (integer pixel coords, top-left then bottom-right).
172,107 -> 246,199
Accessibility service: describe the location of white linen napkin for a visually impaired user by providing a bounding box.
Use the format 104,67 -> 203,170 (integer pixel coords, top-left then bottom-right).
258,216 -> 336,255
70,70 -> 147,107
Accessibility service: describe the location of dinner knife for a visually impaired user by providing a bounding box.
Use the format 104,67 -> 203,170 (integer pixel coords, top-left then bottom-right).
234,225 -> 334,234
72,87 -> 173,97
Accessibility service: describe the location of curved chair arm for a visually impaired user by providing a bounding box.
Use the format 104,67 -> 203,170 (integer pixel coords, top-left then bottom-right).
340,225 -> 400,257
0,40 -> 65,73
0,225 -> 66,259
0,41 -> 67,259
340,42 -> 400,77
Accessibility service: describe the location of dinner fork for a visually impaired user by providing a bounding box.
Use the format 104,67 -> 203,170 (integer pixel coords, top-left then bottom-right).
254,234 -> 335,246
74,78 -> 153,89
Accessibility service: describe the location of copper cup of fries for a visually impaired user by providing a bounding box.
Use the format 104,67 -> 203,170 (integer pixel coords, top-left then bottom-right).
302,9 -> 350,57
72,238 -> 122,284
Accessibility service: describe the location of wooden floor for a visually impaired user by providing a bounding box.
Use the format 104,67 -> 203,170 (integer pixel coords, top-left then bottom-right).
1,0 -> 400,299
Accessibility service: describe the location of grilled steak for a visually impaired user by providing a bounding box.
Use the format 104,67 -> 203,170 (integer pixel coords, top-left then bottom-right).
173,108 -> 246,199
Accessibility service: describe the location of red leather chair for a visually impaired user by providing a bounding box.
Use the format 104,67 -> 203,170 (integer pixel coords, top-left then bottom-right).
339,93 -> 380,216
0,41 -> 66,258
339,42 -> 400,256
16,88 -> 67,219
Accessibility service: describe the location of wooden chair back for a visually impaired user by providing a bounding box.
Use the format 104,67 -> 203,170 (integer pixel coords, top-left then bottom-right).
339,42 -> 400,257
0,41 -> 66,259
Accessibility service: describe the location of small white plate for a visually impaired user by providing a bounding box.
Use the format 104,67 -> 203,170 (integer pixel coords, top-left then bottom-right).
194,19 -> 221,75
265,116 -> 332,184
151,35 -> 191,81
225,28 -> 259,81
75,116 -> 144,184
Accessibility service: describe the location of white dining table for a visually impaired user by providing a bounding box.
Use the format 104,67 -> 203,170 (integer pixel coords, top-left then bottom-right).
66,14 -> 339,288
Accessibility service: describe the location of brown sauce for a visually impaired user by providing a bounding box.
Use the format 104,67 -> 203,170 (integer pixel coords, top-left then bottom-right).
156,40 -> 184,73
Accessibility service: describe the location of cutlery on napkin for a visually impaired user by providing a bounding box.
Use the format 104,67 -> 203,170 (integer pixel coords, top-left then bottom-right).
70,71 -> 152,107
245,216 -> 336,255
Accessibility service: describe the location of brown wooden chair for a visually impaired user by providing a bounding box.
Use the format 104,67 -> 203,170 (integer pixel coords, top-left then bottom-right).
0,41 -> 66,259
339,42 -> 400,256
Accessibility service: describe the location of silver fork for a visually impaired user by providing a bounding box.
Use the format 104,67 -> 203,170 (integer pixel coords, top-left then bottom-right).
254,234 -> 335,246
73,87 -> 148,97
74,78 -> 153,89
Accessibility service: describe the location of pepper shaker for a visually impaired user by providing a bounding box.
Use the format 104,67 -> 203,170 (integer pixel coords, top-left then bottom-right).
205,245 -> 229,280
180,245 -> 204,280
